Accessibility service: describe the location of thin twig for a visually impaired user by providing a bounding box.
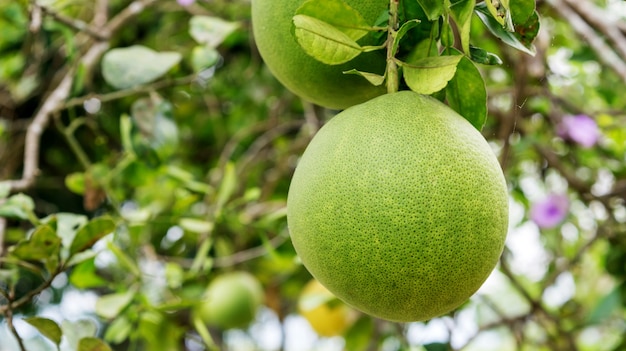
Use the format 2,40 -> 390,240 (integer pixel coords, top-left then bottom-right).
6,308 -> 27,351
37,3 -> 108,40
61,74 -> 198,111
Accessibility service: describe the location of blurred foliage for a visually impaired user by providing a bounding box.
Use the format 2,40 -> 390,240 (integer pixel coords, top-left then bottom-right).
0,0 -> 625,351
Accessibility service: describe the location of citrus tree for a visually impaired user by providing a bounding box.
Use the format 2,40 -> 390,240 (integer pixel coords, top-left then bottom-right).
1,0 -> 625,350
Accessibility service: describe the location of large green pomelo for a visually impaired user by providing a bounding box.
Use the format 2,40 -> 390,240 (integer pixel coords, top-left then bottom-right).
251,0 -> 388,110
287,91 -> 509,322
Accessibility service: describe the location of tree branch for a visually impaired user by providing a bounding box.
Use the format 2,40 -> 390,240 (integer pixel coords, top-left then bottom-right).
1,0 -> 157,193
545,0 -> 626,83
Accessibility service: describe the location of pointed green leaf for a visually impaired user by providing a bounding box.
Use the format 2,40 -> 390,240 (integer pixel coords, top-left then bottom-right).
475,3 -> 535,55
295,0 -> 372,41
70,257 -> 107,289
343,69 -> 385,86
469,46 -> 503,65
104,315 -> 133,344
449,0 -> 475,54
392,19 -> 420,57
416,0 -> 445,21
293,14 -> 364,65
189,16 -> 239,48
96,290 -> 136,320
402,55 -> 462,95
24,317 -> 62,346
78,337 -> 113,351
69,217 -> 115,256
446,55 -> 487,130
102,46 -> 182,89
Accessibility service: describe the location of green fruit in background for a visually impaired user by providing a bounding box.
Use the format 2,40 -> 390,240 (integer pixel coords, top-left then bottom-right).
251,0 -> 388,110
197,272 -> 264,329
298,279 -> 357,337
287,91 -> 509,322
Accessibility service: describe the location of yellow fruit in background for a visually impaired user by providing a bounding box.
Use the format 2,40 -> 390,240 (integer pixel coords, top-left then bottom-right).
197,272 -> 264,329
251,0 -> 388,110
298,279 -> 357,337
287,91 -> 509,322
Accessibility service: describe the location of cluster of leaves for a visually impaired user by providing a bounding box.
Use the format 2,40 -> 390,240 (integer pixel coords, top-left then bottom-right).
292,0 -> 539,129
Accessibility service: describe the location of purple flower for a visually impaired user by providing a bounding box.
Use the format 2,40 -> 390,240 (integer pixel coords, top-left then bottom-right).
530,194 -> 569,229
177,0 -> 195,6
558,114 -> 600,148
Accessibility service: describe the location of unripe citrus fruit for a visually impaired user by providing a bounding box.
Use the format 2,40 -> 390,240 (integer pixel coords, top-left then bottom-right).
287,91 -> 509,322
298,279 -> 357,336
197,272 -> 264,329
251,0 -> 388,110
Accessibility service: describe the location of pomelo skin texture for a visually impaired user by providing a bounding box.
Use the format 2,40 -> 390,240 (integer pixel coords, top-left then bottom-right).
197,272 -> 264,329
251,0 -> 388,110
287,91 -> 509,322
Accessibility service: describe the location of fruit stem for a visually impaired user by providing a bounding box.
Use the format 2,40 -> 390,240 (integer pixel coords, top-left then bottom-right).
386,0 -> 400,94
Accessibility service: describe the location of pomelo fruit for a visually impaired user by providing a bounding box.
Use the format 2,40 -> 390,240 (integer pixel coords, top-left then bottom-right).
298,279 -> 357,336
196,272 -> 264,329
287,91 -> 509,322
251,0 -> 388,110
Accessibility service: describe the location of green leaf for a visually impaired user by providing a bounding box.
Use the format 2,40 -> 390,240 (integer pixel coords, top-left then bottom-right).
189,16 -> 239,48
0,193 -> 35,220
65,172 -> 86,195
449,0 -> 475,54
469,46 -> 503,65
179,218 -> 214,233
77,337 -> 113,351
586,285 -> 622,324
343,69 -> 385,86
344,315 -> 374,350
402,55 -> 462,95
392,19 -> 420,57
509,0 -> 535,25
102,45 -> 182,89
214,162 -> 237,218
11,225 -> 61,263
475,3 -> 535,56
62,319 -> 98,350
514,10 -> 540,51
23,317 -> 62,346
70,257 -> 107,289
293,14 -> 364,65
107,241 -> 141,277
0,181 -> 10,198
416,0 -> 445,21
295,0 -> 372,41
483,0 -> 512,29
445,54 -> 487,130
191,45 -> 220,72
96,290 -> 136,320
104,315 -> 133,344
69,217 -> 115,256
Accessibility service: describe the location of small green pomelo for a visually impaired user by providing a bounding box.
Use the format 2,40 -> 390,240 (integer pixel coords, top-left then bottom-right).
251,0 -> 388,110
197,272 -> 264,329
287,91 -> 509,322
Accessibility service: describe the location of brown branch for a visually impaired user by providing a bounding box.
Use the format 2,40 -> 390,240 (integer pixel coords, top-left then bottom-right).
545,0 -> 626,83
1,0 -> 157,193
563,0 -> 626,61
533,145 -> 591,195
37,3 -> 108,40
